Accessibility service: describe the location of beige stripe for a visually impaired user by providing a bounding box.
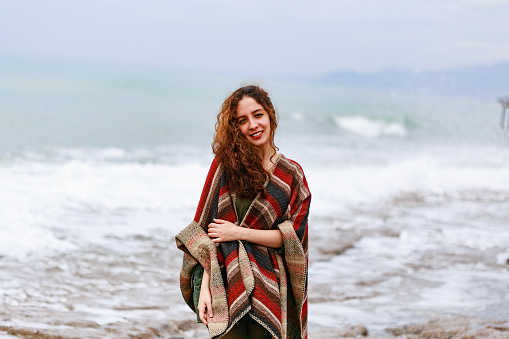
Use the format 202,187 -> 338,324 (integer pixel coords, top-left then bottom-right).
226,259 -> 240,277
218,196 -> 230,210
217,196 -> 232,217
270,172 -> 291,196
238,242 -> 254,293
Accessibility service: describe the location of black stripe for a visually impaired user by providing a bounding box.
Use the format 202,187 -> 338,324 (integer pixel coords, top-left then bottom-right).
265,181 -> 289,229
220,241 -> 238,259
243,241 -> 276,275
296,200 -> 310,241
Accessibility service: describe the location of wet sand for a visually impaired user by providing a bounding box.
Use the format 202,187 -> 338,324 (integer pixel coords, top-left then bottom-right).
1,315 -> 508,338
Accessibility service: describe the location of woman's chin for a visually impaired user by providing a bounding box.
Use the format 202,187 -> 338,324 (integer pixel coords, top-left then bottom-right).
250,140 -> 269,149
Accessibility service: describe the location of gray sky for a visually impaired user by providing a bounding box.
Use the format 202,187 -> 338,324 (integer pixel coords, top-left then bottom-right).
1,0 -> 509,75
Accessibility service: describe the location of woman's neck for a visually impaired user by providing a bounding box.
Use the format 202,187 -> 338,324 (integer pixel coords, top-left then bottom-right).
261,147 -> 277,172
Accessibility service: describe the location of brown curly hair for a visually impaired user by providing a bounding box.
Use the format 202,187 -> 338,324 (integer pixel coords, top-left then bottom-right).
212,85 -> 278,198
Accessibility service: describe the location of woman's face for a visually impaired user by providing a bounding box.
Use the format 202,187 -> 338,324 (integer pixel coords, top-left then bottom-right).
236,96 -> 272,151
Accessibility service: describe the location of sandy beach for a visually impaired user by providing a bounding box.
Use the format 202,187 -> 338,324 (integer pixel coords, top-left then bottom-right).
1,316 -> 508,338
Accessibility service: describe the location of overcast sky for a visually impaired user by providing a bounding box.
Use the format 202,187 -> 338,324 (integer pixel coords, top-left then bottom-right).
1,0 -> 508,76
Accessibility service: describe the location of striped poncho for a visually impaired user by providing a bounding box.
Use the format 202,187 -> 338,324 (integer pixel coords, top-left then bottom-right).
175,154 -> 310,339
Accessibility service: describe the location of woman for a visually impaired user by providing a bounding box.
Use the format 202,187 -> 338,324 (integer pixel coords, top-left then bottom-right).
176,85 -> 311,339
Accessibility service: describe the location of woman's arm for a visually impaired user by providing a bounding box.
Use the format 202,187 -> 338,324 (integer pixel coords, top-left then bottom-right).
207,218 -> 283,248
197,269 -> 213,325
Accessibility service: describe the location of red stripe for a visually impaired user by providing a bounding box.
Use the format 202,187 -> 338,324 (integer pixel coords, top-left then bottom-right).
244,212 -> 263,230
225,249 -> 238,267
228,278 -> 246,305
266,193 -> 282,217
194,158 -> 219,223
273,166 -> 292,186
221,210 -> 237,223
293,197 -> 310,233
270,253 -> 279,270
253,286 -> 282,319
217,246 -> 225,266
301,298 -> 307,322
219,183 -> 229,196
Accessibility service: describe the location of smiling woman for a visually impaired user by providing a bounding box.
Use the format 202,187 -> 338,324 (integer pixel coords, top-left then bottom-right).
175,85 -> 311,339
213,86 -> 280,199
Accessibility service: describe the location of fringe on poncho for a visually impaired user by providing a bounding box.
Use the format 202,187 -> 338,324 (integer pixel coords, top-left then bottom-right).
175,154 -> 310,339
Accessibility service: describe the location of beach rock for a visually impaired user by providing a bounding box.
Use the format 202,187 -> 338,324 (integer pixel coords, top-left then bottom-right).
128,333 -> 152,339
386,316 -> 509,339
310,324 -> 368,338
0,327 -> 67,339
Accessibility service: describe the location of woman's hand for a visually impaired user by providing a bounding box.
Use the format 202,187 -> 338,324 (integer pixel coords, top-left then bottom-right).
208,218 -> 283,248
208,219 -> 243,243
198,270 -> 213,325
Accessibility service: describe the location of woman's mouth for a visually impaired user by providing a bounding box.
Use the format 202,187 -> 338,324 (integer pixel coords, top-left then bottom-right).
250,131 -> 262,139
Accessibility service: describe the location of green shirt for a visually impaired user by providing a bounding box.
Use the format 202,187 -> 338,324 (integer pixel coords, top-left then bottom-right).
235,195 -> 254,223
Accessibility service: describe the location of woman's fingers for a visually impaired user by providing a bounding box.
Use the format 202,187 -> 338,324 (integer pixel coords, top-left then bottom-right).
198,302 -> 213,325
207,224 -> 218,238
198,304 -> 208,325
205,298 -> 213,319
208,226 -> 223,242
198,290 -> 213,325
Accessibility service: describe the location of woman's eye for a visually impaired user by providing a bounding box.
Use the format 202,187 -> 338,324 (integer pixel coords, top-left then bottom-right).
255,113 -> 263,118
238,119 -> 246,124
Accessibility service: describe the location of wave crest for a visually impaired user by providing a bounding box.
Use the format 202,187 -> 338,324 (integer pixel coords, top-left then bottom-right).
333,115 -> 407,138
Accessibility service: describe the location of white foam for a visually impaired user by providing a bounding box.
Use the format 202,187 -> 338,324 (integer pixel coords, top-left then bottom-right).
309,302 -> 385,328
0,157 -> 209,258
333,115 -> 407,138
0,224 -> 75,259
73,304 -> 128,325
307,155 -> 509,216
416,268 -> 509,309
1,145 -> 509,258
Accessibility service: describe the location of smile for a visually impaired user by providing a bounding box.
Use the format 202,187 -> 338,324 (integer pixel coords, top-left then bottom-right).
250,131 -> 262,138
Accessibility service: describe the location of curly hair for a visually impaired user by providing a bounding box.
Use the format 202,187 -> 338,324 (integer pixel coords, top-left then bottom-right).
212,85 -> 278,198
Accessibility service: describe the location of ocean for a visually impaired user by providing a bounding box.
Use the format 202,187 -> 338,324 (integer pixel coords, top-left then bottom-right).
1,56 -> 508,338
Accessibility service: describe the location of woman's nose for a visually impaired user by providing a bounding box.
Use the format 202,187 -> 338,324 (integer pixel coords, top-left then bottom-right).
247,117 -> 257,129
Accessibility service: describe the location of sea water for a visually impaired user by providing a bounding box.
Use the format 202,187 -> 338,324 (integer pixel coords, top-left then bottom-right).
0,56 -> 508,337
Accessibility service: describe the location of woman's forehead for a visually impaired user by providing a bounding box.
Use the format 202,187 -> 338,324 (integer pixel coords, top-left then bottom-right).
236,97 -> 264,116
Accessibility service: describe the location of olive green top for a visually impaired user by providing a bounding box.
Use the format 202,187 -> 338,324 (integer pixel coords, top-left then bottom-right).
235,195 -> 254,223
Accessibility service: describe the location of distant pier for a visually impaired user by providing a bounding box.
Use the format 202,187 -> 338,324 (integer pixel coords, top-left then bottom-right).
499,97 -> 509,130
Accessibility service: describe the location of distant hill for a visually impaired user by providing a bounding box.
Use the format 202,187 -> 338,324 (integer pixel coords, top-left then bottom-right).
325,63 -> 509,98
